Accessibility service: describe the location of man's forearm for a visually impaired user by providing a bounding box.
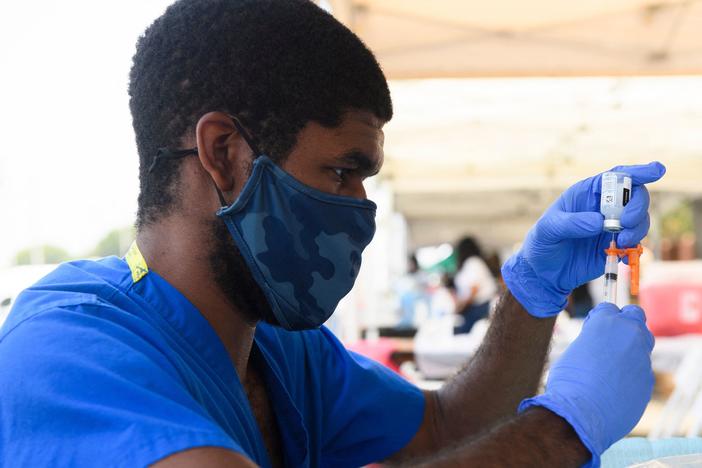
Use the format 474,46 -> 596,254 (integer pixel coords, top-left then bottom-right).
434,290 -> 556,445
410,407 -> 590,467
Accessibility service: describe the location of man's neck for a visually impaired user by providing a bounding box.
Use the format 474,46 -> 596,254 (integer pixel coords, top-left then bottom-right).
136,220 -> 257,381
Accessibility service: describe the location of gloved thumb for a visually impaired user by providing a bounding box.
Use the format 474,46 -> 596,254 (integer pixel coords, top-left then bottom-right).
536,211 -> 604,243
621,305 -> 655,351
621,304 -> 647,323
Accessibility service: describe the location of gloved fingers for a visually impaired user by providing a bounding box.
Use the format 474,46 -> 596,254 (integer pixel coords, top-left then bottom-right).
618,213 -> 650,250
620,304 -> 646,323
608,161 -> 666,186
621,305 -> 655,351
585,301 -> 620,322
620,185 -> 650,229
536,210 -> 604,242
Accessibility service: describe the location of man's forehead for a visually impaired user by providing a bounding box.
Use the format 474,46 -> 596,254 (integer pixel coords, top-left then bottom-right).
336,111 -> 385,172
336,109 -> 385,150
290,109 -> 385,170
332,109 -> 385,135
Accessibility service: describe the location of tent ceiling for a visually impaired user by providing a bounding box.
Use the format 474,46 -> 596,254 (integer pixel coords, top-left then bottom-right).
378,77 -> 702,248
317,1 -> 702,247
382,77 -> 702,195
325,0 -> 702,77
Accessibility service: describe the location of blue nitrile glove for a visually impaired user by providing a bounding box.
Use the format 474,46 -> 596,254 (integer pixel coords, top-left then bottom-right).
501,162 -> 666,317
519,303 -> 655,468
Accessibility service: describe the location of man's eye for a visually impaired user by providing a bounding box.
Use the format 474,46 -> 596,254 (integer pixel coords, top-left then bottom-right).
332,168 -> 349,180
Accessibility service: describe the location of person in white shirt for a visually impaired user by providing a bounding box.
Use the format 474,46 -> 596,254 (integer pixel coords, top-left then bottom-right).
453,237 -> 498,334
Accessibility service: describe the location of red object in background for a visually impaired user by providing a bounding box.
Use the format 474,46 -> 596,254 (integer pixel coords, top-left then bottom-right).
346,338 -> 400,372
641,284 -> 702,336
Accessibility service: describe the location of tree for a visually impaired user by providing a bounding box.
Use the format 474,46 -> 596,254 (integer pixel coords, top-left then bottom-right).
90,226 -> 136,258
661,200 -> 694,239
15,245 -> 71,265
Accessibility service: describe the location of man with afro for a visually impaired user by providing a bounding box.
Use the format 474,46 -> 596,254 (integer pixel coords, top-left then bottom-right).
0,1 -> 664,466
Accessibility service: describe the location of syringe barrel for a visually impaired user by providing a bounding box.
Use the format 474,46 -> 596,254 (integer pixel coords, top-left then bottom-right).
603,254 -> 618,304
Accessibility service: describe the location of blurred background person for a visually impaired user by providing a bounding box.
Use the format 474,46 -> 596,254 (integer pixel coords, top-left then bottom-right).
394,253 -> 429,330
429,273 -> 458,320
452,236 -> 498,334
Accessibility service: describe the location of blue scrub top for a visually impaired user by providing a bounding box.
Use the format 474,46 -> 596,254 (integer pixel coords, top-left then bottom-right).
0,255 -> 424,467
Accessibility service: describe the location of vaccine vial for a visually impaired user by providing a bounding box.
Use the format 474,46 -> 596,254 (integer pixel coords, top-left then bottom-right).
600,172 -> 632,232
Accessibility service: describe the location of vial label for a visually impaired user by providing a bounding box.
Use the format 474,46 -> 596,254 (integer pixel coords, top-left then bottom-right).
601,173 -> 618,207
622,177 -> 632,206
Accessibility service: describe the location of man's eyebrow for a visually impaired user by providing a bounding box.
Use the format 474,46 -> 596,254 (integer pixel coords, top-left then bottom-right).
335,150 -> 382,177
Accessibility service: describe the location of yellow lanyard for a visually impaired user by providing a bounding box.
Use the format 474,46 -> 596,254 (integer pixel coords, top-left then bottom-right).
125,241 -> 149,283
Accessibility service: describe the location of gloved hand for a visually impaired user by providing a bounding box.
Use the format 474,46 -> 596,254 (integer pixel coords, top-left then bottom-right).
501,162 -> 666,317
519,302 -> 655,468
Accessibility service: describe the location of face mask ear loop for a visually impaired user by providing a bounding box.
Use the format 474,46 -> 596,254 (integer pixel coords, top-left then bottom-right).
208,114 -> 260,208
148,148 -> 198,174
213,182 -> 228,208
228,114 -> 263,157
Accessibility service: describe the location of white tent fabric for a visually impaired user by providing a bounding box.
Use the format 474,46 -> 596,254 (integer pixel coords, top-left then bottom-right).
380,77 -> 702,248
324,0 -> 702,78
318,2 -> 702,248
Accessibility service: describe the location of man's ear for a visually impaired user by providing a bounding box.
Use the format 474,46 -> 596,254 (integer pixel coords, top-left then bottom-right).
195,111 -> 248,193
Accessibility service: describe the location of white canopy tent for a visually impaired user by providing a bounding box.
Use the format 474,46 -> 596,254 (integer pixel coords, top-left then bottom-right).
316,1 -> 702,250
324,0 -> 702,78
381,77 -> 702,250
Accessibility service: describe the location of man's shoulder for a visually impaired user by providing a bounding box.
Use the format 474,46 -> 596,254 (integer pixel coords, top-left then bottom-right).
0,257 -> 177,389
2,257 -> 133,338
0,259 -> 241,468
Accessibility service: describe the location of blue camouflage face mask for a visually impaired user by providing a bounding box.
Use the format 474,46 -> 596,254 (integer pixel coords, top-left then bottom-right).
151,115 -> 377,330
216,156 -> 376,330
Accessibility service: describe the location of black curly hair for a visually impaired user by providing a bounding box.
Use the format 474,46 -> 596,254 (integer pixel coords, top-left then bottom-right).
129,0 -> 392,227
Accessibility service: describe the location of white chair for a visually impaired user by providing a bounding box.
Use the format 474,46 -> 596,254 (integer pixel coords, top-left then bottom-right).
650,345 -> 702,439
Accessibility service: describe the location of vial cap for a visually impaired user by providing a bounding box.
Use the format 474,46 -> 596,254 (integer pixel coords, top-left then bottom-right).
604,219 -> 623,232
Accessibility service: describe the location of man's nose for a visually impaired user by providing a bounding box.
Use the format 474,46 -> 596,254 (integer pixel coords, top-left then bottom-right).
346,178 -> 367,201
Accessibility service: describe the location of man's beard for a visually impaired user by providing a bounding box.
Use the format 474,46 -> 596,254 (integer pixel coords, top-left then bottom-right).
208,218 -> 279,326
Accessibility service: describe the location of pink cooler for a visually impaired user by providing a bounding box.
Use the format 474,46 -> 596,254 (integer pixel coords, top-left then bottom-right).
640,261 -> 702,337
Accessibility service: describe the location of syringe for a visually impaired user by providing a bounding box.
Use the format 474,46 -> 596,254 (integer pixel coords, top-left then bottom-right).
600,172 -> 631,305
602,236 -> 644,305
599,170 -> 646,305
603,236 -> 618,304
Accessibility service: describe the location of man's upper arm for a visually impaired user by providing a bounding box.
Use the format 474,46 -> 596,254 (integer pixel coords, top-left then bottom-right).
385,390 -> 442,462
315,327 -> 426,466
0,306 -> 243,467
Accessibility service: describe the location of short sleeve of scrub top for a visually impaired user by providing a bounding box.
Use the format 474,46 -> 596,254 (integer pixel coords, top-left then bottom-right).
255,324 -> 426,467
0,257 -> 425,468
